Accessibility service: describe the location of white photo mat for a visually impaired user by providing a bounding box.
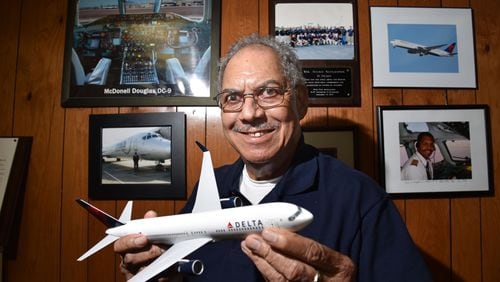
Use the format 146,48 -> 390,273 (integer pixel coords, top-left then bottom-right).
378,106 -> 490,194
370,7 -> 476,88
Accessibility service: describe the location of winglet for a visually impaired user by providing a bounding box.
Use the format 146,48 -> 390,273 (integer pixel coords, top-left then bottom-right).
192,142 -> 222,213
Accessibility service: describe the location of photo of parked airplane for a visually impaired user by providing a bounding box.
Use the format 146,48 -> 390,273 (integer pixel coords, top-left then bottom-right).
101,126 -> 172,184
77,142 -> 314,282
102,127 -> 171,164
390,39 -> 457,57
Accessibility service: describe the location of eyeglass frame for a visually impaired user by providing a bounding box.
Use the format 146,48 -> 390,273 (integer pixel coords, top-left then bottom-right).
214,86 -> 293,113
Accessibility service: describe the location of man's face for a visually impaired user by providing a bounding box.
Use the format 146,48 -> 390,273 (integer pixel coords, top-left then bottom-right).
220,45 -> 306,172
416,135 -> 435,159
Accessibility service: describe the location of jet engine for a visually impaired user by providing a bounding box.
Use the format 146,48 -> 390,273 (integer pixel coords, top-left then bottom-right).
220,196 -> 243,208
177,259 -> 204,275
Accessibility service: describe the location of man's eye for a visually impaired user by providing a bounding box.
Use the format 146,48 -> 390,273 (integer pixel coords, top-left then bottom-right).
225,93 -> 241,103
260,87 -> 280,97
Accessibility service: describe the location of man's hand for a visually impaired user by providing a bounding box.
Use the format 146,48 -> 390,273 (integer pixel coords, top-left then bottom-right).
241,228 -> 355,281
113,210 -> 180,281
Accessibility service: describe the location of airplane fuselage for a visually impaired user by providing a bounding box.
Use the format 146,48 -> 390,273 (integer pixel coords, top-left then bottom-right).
390,39 -> 456,57
106,202 -> 313,245
102,132 -> 171,161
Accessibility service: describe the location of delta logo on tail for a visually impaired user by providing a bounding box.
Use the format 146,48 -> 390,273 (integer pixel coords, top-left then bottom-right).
390,39 -> 457,57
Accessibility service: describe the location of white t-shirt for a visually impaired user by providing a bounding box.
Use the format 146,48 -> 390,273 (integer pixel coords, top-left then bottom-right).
239,166 -> 282,205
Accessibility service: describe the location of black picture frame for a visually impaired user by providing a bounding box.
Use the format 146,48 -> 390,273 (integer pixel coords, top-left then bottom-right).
62,0 -> 220,107
89,112 -> 186,199
0,137 -> 32,259
269,0 -> 360,106
377,105 -> 492,196
303,127 -> 358,168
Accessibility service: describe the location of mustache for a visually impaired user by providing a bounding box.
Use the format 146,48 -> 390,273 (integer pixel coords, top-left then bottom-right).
232,122 -> 280,132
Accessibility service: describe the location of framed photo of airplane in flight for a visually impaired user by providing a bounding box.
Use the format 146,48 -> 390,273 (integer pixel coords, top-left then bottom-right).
61,0 -> 220,107
89,112 -> 186,200
269,0 -> 360,106
377,105 -> 492,196
370,7 -> 476,88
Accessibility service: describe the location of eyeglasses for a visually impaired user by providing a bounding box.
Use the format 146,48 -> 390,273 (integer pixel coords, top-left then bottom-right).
215,86 -> 291,113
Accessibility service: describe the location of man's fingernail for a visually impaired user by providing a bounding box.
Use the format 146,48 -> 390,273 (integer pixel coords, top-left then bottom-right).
246,237 -> 261,251
262,229 -> 278,243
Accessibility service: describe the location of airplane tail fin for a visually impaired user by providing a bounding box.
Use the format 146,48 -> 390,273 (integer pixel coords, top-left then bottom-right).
76,199 -> 132,228
192,142 -> 222,213
76,200 -> 133,261
445,42 -> 456,54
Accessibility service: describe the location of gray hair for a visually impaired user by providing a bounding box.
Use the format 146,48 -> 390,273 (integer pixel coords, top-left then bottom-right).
217,34 -> 306,95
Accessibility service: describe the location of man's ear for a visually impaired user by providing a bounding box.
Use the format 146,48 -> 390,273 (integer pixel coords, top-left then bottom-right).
295,84 -> 309,119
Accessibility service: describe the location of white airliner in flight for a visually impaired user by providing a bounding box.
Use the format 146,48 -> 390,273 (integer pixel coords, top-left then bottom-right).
390,39 -> 457,57
102,129 -> 171,163
77,142 -> 314,282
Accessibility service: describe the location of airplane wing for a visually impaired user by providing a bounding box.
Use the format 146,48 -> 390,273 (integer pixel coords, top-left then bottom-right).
128,237 -> 212,282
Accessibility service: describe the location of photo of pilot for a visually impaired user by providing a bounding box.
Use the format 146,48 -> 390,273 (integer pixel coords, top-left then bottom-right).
401,132 -> 435,181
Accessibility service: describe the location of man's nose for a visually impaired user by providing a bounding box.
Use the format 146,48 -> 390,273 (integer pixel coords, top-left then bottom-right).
239,95 -> 264,119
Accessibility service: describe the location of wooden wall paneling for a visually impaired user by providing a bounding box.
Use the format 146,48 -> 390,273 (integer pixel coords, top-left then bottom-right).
442,0 -> 470,8
61,108 -> 92,282
6,0 -> 67,280
86,108 -> 119,282
406,198 -> 451,281
220,0 -> 260,55
369,0 -> 398,6
0,0 -> 22,135
177,107 -> 207,214
301,108 -> 328,129
259,0 -> 269,35
472,0 -> 500,280
398,0 -> 441,7
451,198 -> 481,281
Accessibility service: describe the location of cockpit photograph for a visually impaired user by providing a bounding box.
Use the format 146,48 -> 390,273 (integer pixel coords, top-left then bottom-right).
61,0 -> 220,107
377,105 -> 492,195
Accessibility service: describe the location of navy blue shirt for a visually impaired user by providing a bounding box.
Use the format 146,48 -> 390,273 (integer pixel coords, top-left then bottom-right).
181,142 -> 432,281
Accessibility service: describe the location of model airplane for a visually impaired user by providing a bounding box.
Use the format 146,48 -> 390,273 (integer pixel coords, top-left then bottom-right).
102,128 -> 171,163
77,142 -> 314,282
390,39 -> 457,57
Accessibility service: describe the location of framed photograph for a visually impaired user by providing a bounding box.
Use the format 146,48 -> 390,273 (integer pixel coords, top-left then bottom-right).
377,105 -> 492,195
89,112 -> 185,199
62,0 -> 220,107
303,127 -> 358,168
0,137 -> 32,259
270,0 -> 360,106
370,7 -> 476,88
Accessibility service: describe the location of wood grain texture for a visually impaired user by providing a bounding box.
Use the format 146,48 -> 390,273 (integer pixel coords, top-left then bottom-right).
0,0 -> 22,135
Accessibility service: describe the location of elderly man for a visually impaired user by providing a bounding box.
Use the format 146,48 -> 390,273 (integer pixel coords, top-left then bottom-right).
114,34 -> 432,281
401,132 -> 436,180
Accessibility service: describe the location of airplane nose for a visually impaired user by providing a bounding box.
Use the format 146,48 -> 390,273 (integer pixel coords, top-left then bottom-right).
301,207 -> 314,224
295,207 -> 314,230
